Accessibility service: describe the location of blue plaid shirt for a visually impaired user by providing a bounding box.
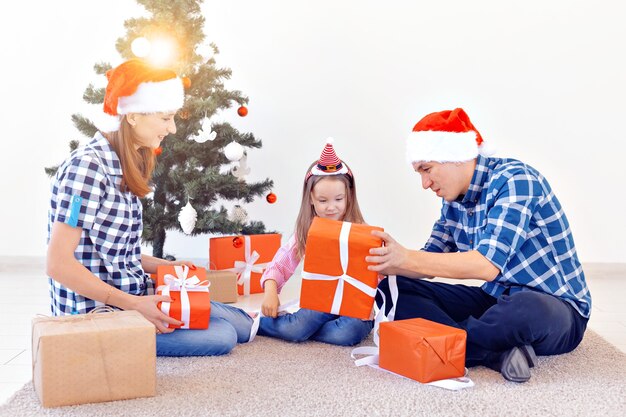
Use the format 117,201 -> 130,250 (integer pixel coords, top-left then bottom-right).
424,155 -> 591,318
47,132 -> 152,315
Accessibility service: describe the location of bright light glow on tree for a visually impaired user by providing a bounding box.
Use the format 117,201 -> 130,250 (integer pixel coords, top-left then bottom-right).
131,37 -> 151,58
148,37 -> 176,67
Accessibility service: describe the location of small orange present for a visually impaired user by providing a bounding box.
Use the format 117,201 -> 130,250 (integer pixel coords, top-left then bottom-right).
300,217 -> 383,320
209,234 -> 282,295
379,318 -> 466,383
156,265 -> 211,329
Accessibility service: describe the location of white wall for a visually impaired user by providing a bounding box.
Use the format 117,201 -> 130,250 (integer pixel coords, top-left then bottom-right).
1,0 -> 624,263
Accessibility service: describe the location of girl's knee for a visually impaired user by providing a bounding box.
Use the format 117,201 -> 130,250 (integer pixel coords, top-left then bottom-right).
274,321 -> 312,343
319,319 -> 373,346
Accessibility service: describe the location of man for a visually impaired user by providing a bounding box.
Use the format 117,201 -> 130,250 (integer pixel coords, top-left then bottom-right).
367,108 -> 591,383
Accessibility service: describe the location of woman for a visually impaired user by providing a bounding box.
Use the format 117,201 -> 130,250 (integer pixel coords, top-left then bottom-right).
47,59 -> 253,356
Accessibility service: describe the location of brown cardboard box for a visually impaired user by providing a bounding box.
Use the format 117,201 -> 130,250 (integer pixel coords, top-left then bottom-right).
206,270 -> 238,303
32,310 -> 156,408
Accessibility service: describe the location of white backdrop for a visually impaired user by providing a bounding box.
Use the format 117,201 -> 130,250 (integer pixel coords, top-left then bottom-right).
1,0 -> 624,262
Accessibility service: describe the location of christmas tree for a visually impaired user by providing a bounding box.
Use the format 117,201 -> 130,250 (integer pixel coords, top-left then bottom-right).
46,0 -> 274,258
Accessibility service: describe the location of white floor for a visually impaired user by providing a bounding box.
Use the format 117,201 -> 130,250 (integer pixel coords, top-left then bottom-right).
0,257 -> 624,405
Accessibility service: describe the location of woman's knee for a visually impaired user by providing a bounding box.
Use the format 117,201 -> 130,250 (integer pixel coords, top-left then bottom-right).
199,318 -> 238,355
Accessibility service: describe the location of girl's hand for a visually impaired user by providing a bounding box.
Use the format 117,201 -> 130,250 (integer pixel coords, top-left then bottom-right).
130,294 -> 184,334
262,292 -> 280,318
261,280 -> 280,318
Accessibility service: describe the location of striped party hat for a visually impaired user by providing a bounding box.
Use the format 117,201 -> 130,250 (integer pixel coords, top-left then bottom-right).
306,138 -> 352,181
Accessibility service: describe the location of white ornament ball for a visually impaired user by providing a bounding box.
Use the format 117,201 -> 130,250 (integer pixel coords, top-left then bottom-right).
229,205 -> 248,223
131,37 -> 151,58
178,201 -> 198,235
224,141 -> 244,162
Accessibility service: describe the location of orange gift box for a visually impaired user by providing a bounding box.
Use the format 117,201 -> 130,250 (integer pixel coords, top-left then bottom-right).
300,217 -> 383,320
156,265 -> 211,329
209,234 -> 282,295
379,318 -> 466,383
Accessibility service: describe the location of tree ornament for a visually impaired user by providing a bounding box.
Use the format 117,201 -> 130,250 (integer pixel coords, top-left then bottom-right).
178,201 -> 197,235
190,118 -> 217,143
232,236 -> 244,248
266,192 -> 277,204
179,109 -> 190,120
154,146 -> 163,156
224,141 -> 244,161
232,153 -> 250,181
182,77 -> 192,89
229,205 -> 248,223
237,105 -> 248,117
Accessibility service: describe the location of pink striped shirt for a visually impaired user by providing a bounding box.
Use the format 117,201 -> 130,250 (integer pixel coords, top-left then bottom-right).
260,234 -> 301,293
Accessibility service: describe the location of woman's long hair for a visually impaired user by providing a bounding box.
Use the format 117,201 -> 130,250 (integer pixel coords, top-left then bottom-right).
103,116 -> 156,197
294,161 -> 365,258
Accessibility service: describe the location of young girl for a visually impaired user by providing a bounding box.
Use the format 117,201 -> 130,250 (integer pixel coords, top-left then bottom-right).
257,139 -> 374,346
46,59 -> 253,356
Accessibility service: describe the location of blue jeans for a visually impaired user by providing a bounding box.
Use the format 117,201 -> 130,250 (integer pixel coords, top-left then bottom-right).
258,308 -> 374,346
377,277 -> 588,369
156,301 -> 253,356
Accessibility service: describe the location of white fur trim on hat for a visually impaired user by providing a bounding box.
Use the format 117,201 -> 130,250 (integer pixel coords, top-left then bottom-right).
117,77 -> 184,115
406,130 -> 480,164
310,164 -> 349,176
92,112 -> 122,133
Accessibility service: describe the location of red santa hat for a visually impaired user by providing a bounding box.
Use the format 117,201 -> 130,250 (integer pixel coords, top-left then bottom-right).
96,59 -> 185,132
406,108 -> 495,165
306,138 -> 353,182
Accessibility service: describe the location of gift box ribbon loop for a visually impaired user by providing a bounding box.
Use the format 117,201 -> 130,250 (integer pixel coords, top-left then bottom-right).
227,235 -> 269,296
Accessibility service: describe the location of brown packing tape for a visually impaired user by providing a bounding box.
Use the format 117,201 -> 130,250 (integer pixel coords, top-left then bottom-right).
32,310 -> 156,408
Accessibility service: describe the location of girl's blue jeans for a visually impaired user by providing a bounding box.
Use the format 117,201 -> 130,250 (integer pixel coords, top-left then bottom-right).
258,308 -> 373,346
156,301 -> 253,356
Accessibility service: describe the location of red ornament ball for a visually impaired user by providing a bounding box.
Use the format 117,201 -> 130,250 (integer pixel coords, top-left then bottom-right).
266,192 -> 277,204
237,105 -> 248,117
182,77 -> 192,89
154,146 -> 163,156
233,236 -> 244,248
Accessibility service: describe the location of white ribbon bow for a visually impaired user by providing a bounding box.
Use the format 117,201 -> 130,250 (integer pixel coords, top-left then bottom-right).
157,265 -> 210,329
301,221 -> 377,316
228,235 -> 269,296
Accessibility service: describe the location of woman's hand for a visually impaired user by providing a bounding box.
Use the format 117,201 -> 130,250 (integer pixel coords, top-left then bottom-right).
261,280 -> 280,318
128,294 -> 184,334
168,259 -> 198,269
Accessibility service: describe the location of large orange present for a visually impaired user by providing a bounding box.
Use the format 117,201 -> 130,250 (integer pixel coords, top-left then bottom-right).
210,234 -> 282,295
156,265 -> 211,329
379,318 -> 466,383
300,217 -> 383,320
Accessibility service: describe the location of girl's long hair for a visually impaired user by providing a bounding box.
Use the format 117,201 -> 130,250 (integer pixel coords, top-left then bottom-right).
294,161 -> 365,258
103,116 -> 156,197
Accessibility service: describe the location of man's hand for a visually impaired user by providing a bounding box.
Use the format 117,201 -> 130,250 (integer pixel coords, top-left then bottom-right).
366,230 -> 411,276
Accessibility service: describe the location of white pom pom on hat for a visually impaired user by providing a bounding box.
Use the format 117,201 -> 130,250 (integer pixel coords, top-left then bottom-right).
406,108 -> 496,165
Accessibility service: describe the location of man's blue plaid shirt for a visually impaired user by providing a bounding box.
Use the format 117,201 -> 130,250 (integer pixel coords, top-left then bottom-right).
424,155 -> 591,318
